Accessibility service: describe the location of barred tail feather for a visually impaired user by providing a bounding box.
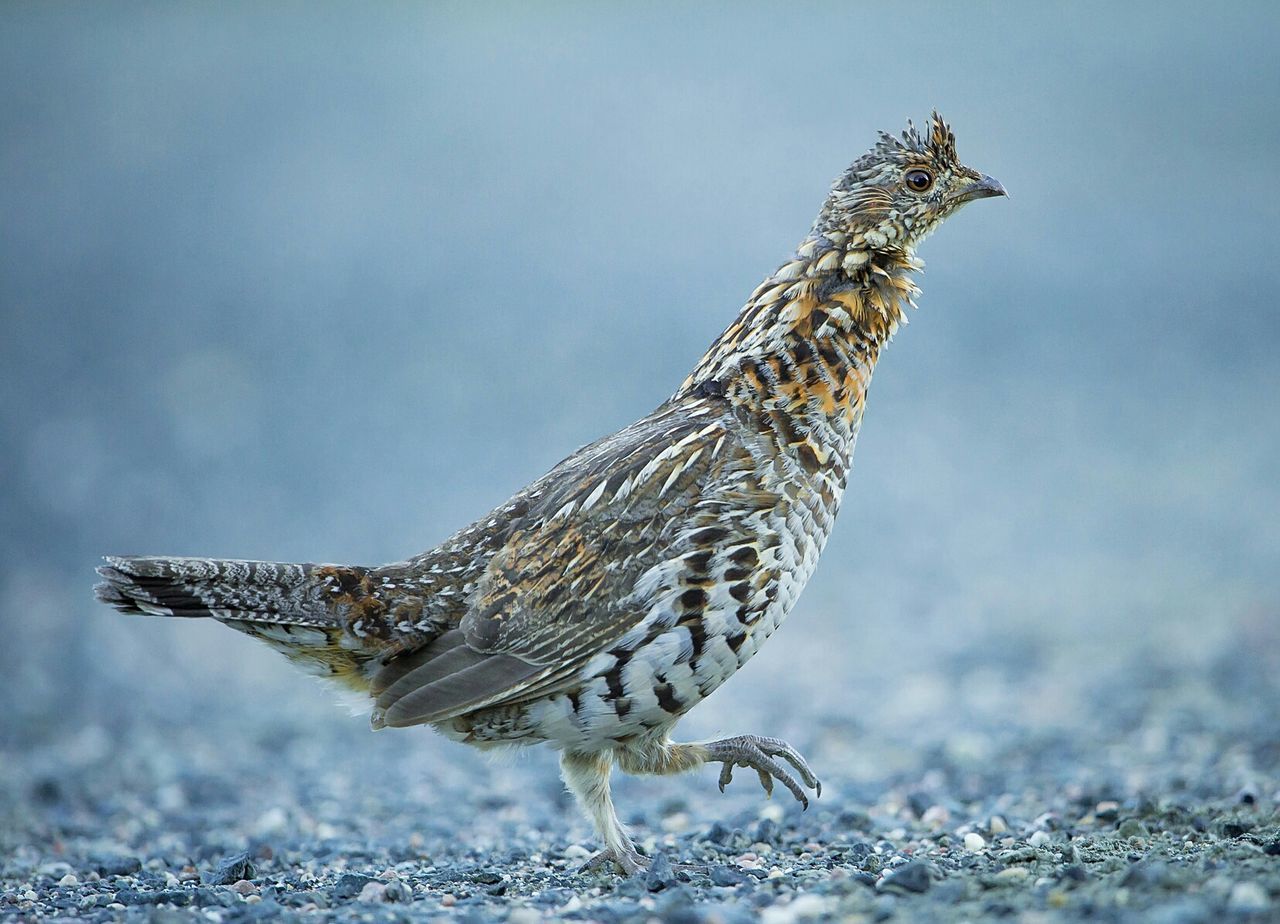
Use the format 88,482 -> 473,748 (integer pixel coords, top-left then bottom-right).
95,555 -> 376,691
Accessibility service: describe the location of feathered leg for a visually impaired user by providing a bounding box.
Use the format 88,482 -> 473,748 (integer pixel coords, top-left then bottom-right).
559,751 -> 647,876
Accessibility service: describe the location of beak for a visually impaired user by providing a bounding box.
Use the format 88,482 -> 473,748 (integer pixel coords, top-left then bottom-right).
952,173 -> 1007,205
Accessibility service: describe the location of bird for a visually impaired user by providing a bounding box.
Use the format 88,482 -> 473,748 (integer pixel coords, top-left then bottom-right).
96,112 -> 1005,876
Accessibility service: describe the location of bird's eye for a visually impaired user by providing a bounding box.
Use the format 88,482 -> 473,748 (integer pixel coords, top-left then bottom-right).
904,168 -> 934,192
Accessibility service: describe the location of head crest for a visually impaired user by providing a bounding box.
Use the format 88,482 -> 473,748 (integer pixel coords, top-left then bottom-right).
873,111 -> 957,163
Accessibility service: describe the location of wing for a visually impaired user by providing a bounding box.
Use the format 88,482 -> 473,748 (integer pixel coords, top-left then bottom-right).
371,397 -> 778,728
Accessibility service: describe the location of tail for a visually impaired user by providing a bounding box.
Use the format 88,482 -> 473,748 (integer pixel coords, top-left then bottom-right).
96,556 -> 383,691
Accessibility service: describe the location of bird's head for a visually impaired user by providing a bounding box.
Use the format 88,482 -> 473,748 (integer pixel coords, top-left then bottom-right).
813,112 -> 1006,259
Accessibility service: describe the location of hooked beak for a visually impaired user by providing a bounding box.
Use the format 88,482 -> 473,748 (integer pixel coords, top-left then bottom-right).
952,173 -> 1007,205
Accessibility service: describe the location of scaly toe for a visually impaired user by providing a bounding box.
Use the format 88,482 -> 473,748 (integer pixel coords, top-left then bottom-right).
580,848 -> 649,878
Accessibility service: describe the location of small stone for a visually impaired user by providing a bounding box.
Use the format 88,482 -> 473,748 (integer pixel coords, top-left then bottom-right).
989,816 -> 1008,835
331,873 -> 376,900
879,861 -> 933,894
1062,866 -> 1086,883
383,879 -> 412,902
704,821 -> 734,845
1027,830 -> 1051,848
231,880 -> 257,896
440,893 -> 456,907
95,855 -> 143,878
1117,818 -> 1148,838
753,818 -> 782,845
767,866 -> 785,879
964,833 -> 987,852
563,844 -> 591,860
994,867 -> 1030,883
921,805 -> 950,827
356,882 -> 387,903
206,853 -> 255,886
1095,801 -> 1120,821
58,874 -> 78,887
254,807 -> 288,835
1227,882 -> 1269,913
661,812 -> 690,833
646,852 -> 676,892
711,866 -> 747,887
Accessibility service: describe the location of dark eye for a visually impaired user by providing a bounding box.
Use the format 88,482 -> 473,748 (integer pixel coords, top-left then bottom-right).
904,168 -> 934,192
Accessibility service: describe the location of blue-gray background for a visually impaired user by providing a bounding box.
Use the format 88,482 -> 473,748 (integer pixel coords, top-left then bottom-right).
2,2 -> 1277,787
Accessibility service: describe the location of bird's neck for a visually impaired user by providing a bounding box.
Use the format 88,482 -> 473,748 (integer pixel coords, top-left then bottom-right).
679,233 -> 921,443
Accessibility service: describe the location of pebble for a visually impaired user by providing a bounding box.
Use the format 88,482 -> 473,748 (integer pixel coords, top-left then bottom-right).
357,881 -> 387,902
646,852 -> 676,891
711,866 -> 747,887
1117,818 -> 1149,838
563,844 -> 591,860
94,854 -> 142,877
662,812 -> 691,833
878,860 -> 933,894
205,852 -> 255,886
921,805 -> 950,826
1226,881 -> 1269,913
331,872 -> 376,900
383,878 -> 412,902
1027,830 -> 1051,848
994,867 -> 1030,883
58,874 -> 78,887
989,816 -> 1009,835
964,833 -> 987,852
1095,801 -> 1121,821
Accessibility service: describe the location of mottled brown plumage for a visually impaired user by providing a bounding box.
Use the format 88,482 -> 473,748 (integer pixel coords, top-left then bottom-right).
97,113 -> 1005,875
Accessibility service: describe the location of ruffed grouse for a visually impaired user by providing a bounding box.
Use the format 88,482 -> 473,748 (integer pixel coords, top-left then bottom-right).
97,113 -> 1005,875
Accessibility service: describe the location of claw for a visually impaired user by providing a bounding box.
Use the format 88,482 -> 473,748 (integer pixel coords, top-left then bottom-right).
704,734 -> 821,811
580,847 -> 649,878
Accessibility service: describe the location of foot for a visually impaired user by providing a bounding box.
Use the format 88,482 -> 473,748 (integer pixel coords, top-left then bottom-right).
580,846 -> 649,877
705,735 -> 822,809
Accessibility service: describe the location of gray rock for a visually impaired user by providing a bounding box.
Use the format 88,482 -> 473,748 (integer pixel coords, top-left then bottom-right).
710,866 -> 747,887
330,872 -> 376,900
204,852 -> 254,885
92,854 -> 142,878
878,860 -> 933,894
646,852 -> 677,892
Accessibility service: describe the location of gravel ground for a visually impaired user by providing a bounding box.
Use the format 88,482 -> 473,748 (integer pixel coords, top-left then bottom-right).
3,608 -> 1278,923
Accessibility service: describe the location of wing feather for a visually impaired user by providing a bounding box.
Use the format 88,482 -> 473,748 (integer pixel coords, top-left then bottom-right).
371,400 -> 746,729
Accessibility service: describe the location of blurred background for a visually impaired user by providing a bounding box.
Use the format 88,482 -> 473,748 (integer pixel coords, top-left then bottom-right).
2,1 -> 1277,816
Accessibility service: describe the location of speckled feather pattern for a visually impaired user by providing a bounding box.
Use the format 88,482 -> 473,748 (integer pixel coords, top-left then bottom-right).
97,113 -> 1005,867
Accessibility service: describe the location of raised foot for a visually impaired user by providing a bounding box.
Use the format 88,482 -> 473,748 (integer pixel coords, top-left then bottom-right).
705,734 -> 822,809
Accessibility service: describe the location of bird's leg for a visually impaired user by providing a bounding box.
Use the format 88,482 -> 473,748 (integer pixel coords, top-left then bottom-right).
559,750 -> 648,877
617,735 -> 821,809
